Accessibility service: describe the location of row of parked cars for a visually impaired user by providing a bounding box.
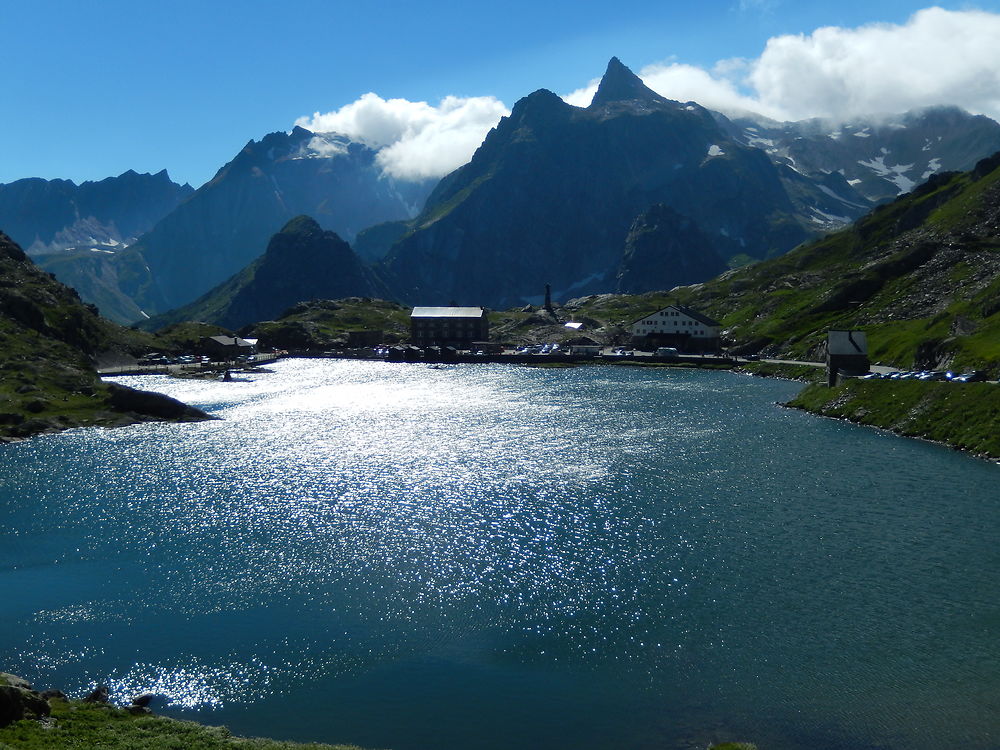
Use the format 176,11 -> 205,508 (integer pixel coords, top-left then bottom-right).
862,370 -> 990,382
137,353 -> 212,366
515,343 -> 563,354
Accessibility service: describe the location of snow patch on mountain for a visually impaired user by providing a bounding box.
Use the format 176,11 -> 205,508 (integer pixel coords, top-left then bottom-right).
297,134 -> 350,159
921,158 -> 943,180
858,155 -> 916,193
817,184 -> 868,208
809,207 -> 851,227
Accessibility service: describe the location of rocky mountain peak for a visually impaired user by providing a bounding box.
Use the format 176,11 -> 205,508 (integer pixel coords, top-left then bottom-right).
589,57 -> 667,108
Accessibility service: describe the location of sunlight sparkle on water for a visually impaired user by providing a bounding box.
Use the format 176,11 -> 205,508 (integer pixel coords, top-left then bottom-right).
1,359 -> 998,750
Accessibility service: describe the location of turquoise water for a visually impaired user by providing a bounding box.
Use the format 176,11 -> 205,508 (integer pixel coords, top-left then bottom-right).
1,359 -> 998,749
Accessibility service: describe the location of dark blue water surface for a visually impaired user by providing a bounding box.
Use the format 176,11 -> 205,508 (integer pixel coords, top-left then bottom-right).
1,360 -> 998,749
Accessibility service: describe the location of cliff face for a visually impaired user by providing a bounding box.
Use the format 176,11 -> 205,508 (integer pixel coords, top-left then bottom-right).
616,203 -> 728,293
0,232 -> 210,441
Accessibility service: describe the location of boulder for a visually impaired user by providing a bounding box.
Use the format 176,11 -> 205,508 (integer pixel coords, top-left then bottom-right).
0,685 -> 50,726
0,673 -> 31,690
106,383 -> 214,422
83,684 -> 110,703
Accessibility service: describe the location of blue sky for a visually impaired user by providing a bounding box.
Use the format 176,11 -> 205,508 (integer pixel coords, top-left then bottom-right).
3,0 -> 1000,187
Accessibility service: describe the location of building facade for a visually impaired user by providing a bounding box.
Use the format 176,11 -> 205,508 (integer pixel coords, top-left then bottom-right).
410,307 -> 489,348
826,330 -> 870,384
200,335 -> 257,360
629,305 -> 722,352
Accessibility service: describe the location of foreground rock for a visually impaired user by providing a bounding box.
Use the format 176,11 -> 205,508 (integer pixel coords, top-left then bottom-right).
0,674 -> 50,727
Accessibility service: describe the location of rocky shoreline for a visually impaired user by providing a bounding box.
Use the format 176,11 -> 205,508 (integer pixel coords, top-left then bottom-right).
0,671 -> 756,750
0,382 -> 215,444
786,379 -> 1000,461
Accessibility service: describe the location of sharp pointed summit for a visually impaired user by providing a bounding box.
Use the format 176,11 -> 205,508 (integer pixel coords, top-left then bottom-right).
589,57 -> 668,108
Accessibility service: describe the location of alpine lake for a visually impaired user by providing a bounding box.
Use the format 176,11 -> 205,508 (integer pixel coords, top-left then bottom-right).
1,359 -> 997,750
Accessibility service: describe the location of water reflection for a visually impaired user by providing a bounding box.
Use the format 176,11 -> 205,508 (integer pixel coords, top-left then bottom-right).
1,359 -> 997,749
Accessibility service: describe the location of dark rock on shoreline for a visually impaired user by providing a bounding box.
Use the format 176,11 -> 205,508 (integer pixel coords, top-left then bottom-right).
0,674 -> 51,727
106,383 -> 214,423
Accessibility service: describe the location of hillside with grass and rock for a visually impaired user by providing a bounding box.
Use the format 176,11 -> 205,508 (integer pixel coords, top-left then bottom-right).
639,151 -> 1000,373
0,232 -> 211,442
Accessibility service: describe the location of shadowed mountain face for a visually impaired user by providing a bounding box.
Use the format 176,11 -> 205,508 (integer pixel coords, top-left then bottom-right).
0,169 -> 193,253
115,127 -> 433,316
141,216 -> 388,332
616,203 -> 728,293
381,58 -> 868,308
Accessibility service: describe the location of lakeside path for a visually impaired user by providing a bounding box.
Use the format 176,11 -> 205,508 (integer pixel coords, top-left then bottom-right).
97,353 -> 281,377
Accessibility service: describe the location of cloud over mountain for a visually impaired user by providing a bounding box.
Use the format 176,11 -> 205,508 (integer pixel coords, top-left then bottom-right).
599,7 -> 1000,123
295,93 -> 508,181
297,7 -> 1000,181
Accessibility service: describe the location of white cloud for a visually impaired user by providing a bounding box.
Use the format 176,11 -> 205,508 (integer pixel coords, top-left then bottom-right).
296,8 -> 1000,181
747,7 -> 1000,121
638,60 -> 786,119
562,78 -> 600,108
295,93 -> 509,181
562,7 -> 1000,124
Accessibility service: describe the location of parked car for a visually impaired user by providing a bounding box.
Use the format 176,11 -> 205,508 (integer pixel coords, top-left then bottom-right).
952,371 -> 988,382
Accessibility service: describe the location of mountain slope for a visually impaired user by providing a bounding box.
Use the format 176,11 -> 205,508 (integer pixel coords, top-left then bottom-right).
719,106 -> 1000,203
616,203 -> 727,292
0,169 -> 193,254
0,232 -> 209,441
141,216 -> 388,331
670,151 -> 1000,371
117,128 -> 433,316
382,58 -> 871,308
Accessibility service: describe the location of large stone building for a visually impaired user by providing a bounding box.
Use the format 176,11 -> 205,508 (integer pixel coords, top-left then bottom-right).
410,307 -> 489,348
630,305 -> 722,352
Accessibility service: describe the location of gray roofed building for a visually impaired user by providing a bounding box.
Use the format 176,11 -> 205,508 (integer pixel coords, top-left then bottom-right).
411,306 -> 487,318
410,306 -> 489,348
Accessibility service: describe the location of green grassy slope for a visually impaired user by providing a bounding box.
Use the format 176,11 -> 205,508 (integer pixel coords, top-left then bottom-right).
788,379 -> 1000,457
663,152 -> 1000,372
0,699 -> 365,750
0,232 -> 209,441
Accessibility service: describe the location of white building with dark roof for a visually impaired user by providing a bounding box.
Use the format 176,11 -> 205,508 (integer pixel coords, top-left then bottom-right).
629,305 -> 722,352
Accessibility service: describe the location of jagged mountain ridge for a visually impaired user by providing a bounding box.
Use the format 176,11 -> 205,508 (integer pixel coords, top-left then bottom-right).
380,58 -> 872,308
8,57 -> 1000,328
105,127 -> 435,318
718,106 -> 1000,204
0,169 -> 193,254
140,216 -> 388,331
